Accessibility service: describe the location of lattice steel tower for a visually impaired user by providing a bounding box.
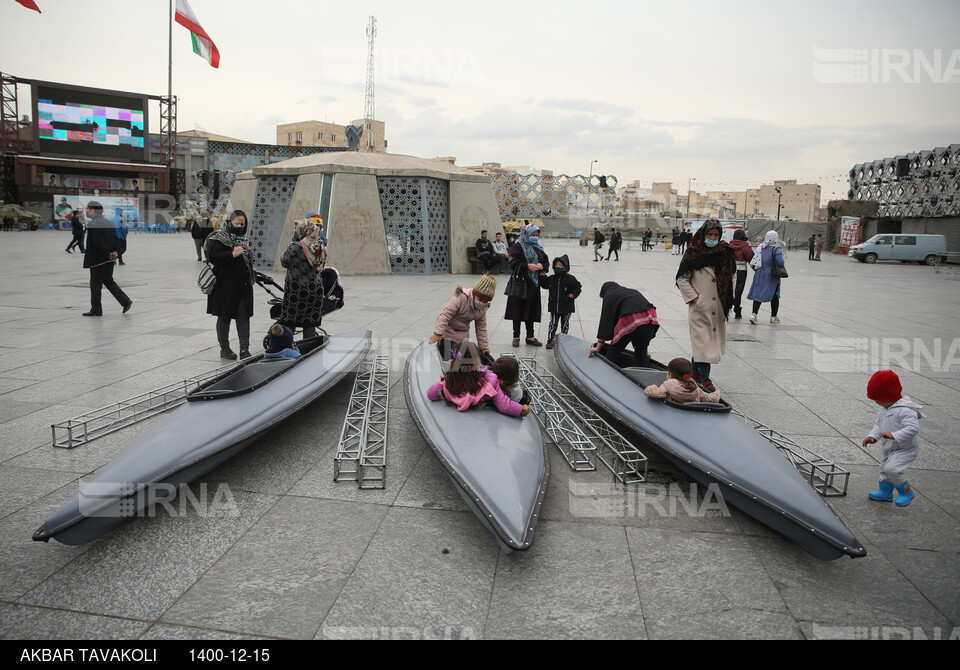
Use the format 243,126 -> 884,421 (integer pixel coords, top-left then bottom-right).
364,17 -> 376,120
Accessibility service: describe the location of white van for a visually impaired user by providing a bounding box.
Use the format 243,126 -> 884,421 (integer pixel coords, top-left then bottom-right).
849,234 -> 947,265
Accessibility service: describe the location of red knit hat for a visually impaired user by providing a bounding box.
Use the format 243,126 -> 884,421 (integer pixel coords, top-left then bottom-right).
867,370 -> 902,404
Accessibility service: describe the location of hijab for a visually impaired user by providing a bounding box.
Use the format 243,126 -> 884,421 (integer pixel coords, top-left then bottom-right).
295,219 -> 325,271
750,230 -> 779,269
675,219 -> 736,319
518,223 -> 543,283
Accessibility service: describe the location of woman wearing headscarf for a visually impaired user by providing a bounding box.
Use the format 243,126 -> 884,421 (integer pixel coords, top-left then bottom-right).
504,223 -> 549,347
675,219 -> 736,393
205,210 -> 256,360
746,230 -> 785,325
588,282 -> 659,367
280,218 -> 328,339
728,229 -> 755,319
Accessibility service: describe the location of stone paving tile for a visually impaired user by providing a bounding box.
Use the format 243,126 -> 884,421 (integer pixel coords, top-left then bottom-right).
1,234 -> 958,639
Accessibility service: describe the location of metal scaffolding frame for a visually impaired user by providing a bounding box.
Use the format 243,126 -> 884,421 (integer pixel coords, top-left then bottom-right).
731,407 -> 850,497
333,356 -> 389,489
50,362 -> 237,449
516,356 -> 649,485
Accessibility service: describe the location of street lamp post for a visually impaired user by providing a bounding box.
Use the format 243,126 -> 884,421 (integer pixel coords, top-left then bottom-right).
775,186 -> 783,221
686,177 -> 696,218
589,160 -> 598,178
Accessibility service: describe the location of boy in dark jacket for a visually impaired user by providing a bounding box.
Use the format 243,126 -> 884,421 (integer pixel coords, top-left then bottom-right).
538,254 -> 582,349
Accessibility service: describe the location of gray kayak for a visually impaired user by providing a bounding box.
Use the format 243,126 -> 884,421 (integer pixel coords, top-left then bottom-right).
34,330 -> 371,545
405,341 -> 548,552
555,333 -> 866,561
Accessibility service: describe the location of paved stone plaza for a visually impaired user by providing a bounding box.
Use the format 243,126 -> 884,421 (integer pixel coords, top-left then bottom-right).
0,230 -> 957,640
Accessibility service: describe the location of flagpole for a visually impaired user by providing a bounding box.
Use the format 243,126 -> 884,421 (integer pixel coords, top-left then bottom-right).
168,0 -> 173,101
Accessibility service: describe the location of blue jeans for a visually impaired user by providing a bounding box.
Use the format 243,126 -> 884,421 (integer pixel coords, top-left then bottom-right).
692,360 -> 712,382
606,324 -> 659,368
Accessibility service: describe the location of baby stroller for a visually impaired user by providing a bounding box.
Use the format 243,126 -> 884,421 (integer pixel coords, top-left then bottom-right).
255,267 -> 345,348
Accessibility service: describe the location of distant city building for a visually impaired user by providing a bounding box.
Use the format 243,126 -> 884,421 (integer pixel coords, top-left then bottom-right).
276,118 -> 387,153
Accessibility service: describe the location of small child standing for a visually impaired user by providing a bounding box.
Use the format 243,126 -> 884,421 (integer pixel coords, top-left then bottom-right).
862,370 -> 922,506
427,341 -> 530,417
538,254 -> 581,350
644,358 -> 722,404
263,324 -> 301,360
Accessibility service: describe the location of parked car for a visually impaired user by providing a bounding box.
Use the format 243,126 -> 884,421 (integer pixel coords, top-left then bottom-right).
848,234 -> 947,265
0,202 -> 44,230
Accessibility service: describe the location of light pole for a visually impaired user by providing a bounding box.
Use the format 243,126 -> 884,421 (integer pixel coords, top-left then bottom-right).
686,177 -> 696,218
589,160 -> 598,178
775,186 -> 783,221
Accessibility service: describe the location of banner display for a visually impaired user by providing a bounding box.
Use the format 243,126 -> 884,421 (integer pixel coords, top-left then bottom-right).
52,194 -> 141,226
838,216 -> 861,253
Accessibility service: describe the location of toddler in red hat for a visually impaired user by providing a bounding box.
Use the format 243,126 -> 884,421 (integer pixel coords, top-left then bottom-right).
861,370 -> 922,506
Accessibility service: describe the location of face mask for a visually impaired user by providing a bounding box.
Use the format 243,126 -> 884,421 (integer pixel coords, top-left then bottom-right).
474,300 -> 488,311
530,237 -> 539,244
704,238 -> 719,248
555,266 -> 565,274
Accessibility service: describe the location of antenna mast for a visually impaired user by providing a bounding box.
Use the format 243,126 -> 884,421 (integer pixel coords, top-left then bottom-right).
364,16 -> 377,120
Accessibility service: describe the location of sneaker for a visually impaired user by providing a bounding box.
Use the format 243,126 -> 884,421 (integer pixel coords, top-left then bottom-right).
749,314 -> 758,325
220,348 -> 238,360
545,339 -> 555,349
512,338 -> 520,347
702,379 -> 716,393
770,316 -> 780,323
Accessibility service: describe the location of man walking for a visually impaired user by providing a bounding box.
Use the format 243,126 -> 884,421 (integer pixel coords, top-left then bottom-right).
66,210 -> 85,253
82,201 -> 132,316
815,234 -> 823,261
808,234 -> 816,260
593,227 -> 605,262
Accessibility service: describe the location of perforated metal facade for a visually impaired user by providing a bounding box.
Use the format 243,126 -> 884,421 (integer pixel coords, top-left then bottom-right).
849,144 -> 960,217
377,176 -> 450,275
250,176 -> 298,268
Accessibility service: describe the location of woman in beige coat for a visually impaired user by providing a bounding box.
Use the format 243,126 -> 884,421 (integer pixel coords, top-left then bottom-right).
675,220 -> 736,394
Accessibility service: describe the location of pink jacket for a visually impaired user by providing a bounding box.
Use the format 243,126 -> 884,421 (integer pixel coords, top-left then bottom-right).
644,378 -> 722,404
427,369 -> 524,417
433,287 -> 490,351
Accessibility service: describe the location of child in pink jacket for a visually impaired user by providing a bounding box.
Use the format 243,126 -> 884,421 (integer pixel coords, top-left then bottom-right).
427,341 -> 530,417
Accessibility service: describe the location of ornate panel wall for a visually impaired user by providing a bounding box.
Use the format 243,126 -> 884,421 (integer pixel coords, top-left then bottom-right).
250,176 -> 298,268
488,171 -> 618,220
377,177 -> 450,274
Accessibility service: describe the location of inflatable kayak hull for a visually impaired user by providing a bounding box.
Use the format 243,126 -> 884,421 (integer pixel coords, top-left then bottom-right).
555,334 -> 865,560
405,341 -> 548,552
34,331 -> 371,545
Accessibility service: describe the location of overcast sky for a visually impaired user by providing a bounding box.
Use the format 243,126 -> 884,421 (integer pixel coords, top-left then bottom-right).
3,0 -> 959,200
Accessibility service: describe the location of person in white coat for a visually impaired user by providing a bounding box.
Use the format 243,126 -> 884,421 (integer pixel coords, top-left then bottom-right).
862,370 -> 922,506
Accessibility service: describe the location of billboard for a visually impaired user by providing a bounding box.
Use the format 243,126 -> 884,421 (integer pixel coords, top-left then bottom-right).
53,194 -> 142,225
31,80 -> 148,162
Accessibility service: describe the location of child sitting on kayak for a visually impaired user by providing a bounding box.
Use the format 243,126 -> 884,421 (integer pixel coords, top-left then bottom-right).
263,324 -> 301,360
489,355 -> 530,405
428,341 -> 530,417
644,358 -> 721,403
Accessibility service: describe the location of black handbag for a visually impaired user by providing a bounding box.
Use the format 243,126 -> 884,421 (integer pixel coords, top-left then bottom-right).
770,261 -> 788,279
504,268 -> 528,300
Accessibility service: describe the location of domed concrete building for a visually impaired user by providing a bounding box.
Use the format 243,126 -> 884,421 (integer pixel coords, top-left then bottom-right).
229,152 -> 503,275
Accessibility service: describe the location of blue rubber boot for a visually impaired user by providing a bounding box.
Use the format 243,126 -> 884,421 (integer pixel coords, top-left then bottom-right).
895,482 -> 915,507
868,480 -> 895,502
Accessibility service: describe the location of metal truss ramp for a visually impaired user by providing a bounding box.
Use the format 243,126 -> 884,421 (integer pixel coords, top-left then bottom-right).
515,356 -> 649,486
333,356 -> 389,489
731,407 -> 850,497
50,362 -> 237,449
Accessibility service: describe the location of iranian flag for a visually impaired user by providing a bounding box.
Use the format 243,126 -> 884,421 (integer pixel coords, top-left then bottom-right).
15,0 -> 42,12
175,0 -> 220,68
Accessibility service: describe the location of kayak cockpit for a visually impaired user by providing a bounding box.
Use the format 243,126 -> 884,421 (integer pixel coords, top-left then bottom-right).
188,333 -> 330,401
619,366 -> 733,414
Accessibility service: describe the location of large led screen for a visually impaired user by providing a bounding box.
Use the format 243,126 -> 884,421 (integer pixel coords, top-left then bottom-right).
32,81 -> 148,162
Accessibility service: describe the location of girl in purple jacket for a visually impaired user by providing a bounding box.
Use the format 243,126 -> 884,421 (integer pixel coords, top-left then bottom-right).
427,341 -> 530,417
